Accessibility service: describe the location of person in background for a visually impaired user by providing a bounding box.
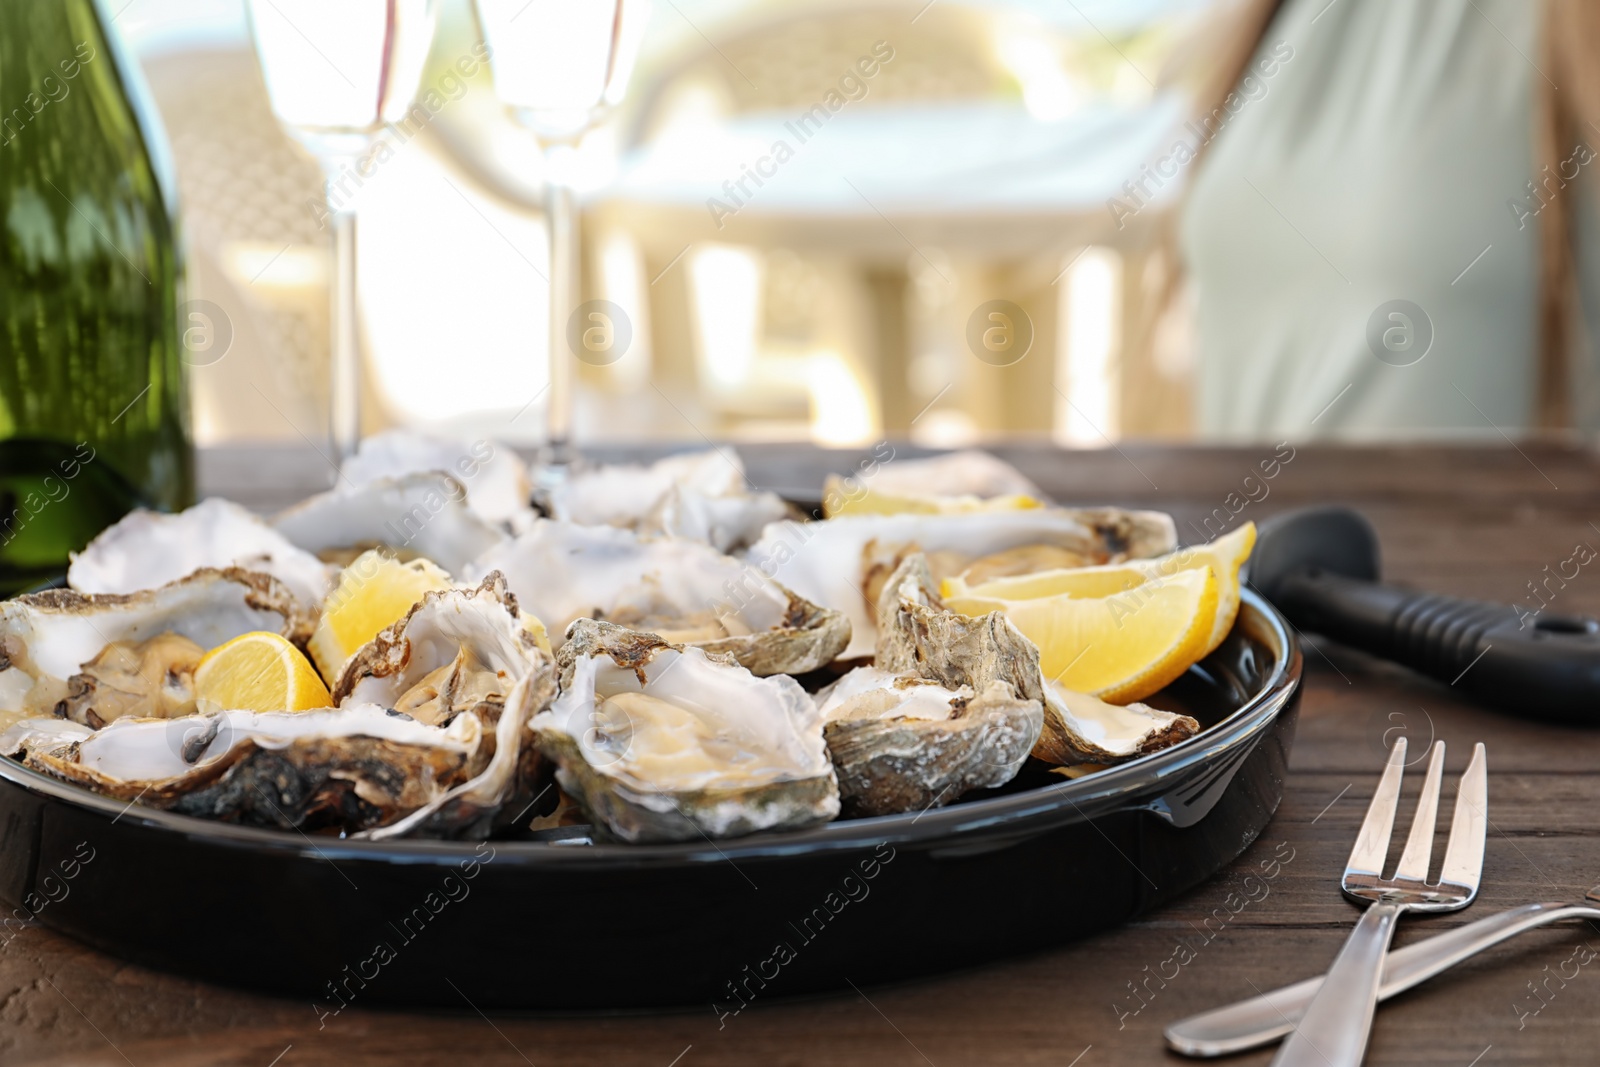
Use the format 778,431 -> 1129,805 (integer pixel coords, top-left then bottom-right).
1177,0 -> 1600,440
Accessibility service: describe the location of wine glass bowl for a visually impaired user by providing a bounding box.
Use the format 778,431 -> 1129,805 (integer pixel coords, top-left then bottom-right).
244,0 -> 441,468
471,0 -> 651,487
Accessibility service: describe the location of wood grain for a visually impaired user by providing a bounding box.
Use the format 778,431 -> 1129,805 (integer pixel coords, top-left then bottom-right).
6,443 -> 1599,1066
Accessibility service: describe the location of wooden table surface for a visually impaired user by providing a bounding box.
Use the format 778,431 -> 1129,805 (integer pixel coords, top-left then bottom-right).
6,441 -> 1600,1067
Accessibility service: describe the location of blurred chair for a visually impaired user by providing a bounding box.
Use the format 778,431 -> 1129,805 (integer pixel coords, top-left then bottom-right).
592,0 -> 1199,446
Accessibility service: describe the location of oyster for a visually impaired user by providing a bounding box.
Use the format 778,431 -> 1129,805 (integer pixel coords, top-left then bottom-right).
1,705 -> 490,833
823,449 -> 1047,517
340,429 -> 535,531
531,620 -> 838,842
817,555 -> 1043,816
273,472 -> 506,574
547,449 -> 787,552
468,520 -> 849,676
68,498 -> 331,606
748,507 -> 1177,659
333,574 -> 545,727
1036,683 -> 1200,765
0,569 -> 310,728
60,633 -> 204,727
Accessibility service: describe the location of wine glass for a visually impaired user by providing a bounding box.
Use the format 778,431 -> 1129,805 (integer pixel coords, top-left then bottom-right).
471,0 -> 651,489
244,0 -> 441,469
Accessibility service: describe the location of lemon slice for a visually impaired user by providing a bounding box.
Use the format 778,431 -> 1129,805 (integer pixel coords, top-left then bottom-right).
945,523 -> 1256,661
194,631 -> 331,713
822,478 -> 1042,519
945,566 -> 1219,703
309,550 -> 454,685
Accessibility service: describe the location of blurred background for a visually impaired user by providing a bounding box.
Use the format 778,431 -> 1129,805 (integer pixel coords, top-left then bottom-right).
124,0 -> 1225,451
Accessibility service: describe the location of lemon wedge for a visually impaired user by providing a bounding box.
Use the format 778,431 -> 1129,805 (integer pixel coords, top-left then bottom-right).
309,550 -> 454,685
193,631 -> 331,713
945,565 -> 1219,704
822,477 -> 1043,519
944,522 -> 1256,662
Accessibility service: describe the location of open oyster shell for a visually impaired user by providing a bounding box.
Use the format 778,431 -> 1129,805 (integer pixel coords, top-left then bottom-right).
748,507 -> 1177,660
532,620 -> 839,842
468,520 -> 849,676
546,449 -> 787,552
1036,683 -> 1200,766
817,555 -> 1043,816
0,569 -> 311,729
273,472 -> 506,574
68,498 -> 331,607
1,705 -> 486,833
332,573 -> 544,726
339,430 -> 535,531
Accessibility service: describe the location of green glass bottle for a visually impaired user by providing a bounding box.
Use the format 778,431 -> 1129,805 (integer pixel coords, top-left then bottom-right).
0,0 -> 193,596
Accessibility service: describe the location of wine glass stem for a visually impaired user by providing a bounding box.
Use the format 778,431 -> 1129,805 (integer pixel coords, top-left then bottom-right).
544,172 -> 577,470
331,205 -> 361,468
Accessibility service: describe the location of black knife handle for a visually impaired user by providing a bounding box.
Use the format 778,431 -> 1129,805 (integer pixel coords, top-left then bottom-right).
1269,569 -> 1600,723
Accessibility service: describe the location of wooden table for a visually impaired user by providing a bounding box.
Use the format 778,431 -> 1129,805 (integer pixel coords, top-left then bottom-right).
7,442 -> 1600,1066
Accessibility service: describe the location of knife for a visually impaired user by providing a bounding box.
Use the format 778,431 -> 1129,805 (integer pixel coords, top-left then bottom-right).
1165,896 -> 1600,1057
1247,506 -> 1600,722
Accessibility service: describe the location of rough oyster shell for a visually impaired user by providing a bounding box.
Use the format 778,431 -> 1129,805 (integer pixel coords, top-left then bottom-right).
532,620 -> 839,842
748,507 -> 1177,659
340,430 -> 535,531
274,472 -> 506,574
547,449 -> 787,552
468,520 -> 849,676
1,705 -> 487,833
817,555 -> 1044,816
1036,683 -> 1200,765
68,498 -> 331,607
0,569 -> 311,727
332,573 -> 544,725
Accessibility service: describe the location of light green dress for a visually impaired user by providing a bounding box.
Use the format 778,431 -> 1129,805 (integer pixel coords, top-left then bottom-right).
1182,0 -> 1600,440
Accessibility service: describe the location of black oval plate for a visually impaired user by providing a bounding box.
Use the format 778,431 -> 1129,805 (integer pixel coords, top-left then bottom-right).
0,590 -> 1300,1012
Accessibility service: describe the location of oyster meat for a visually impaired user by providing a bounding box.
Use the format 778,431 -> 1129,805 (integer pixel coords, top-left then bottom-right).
467,519 -> 849,676
68,497 -> 331,607
748,507 -> 1177,659
531,620 -> 838,842
817,555 -> 1043,816
274,472 -> 506,574
546,449 -> 788,552
0,569 -> 310,728
340,429 -> 535,531
1,705 -> 491,833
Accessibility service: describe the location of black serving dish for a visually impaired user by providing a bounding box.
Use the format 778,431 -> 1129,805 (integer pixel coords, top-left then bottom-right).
0,589 -> 1300,1011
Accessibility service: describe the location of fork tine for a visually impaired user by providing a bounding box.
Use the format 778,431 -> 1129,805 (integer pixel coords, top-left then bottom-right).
1438,742 -> 1488,894
1393,741 -> 1446,882
1347,737 -> 1407,877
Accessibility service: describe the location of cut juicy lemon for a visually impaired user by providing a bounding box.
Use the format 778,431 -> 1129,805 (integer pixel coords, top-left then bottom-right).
822,477 -> 1043,519
309,550 -> 453,685
944,522 -> 1256,662
194,631 -> 331,713
945,565 -> 1219,704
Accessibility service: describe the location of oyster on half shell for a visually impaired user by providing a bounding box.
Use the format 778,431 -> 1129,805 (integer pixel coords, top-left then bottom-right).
68,498 -> 331,607
333,573 -> 545,726
0,569 -> 311,729
0,705 -> 487,833
817,555 -> 1043,816
468,520 -> 849,676
545,449 -> 788,552
747,507 -> 1177,660
531,620 -> 838,842
274,472 -> 506,574
339,430 -> 535,531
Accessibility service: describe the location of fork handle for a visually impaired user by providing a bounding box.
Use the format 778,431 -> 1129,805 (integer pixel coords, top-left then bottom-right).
1270,901 -> 1401,1067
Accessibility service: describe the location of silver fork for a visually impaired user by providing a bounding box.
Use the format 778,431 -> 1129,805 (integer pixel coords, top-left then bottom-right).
1270,738 -> 1487,1067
